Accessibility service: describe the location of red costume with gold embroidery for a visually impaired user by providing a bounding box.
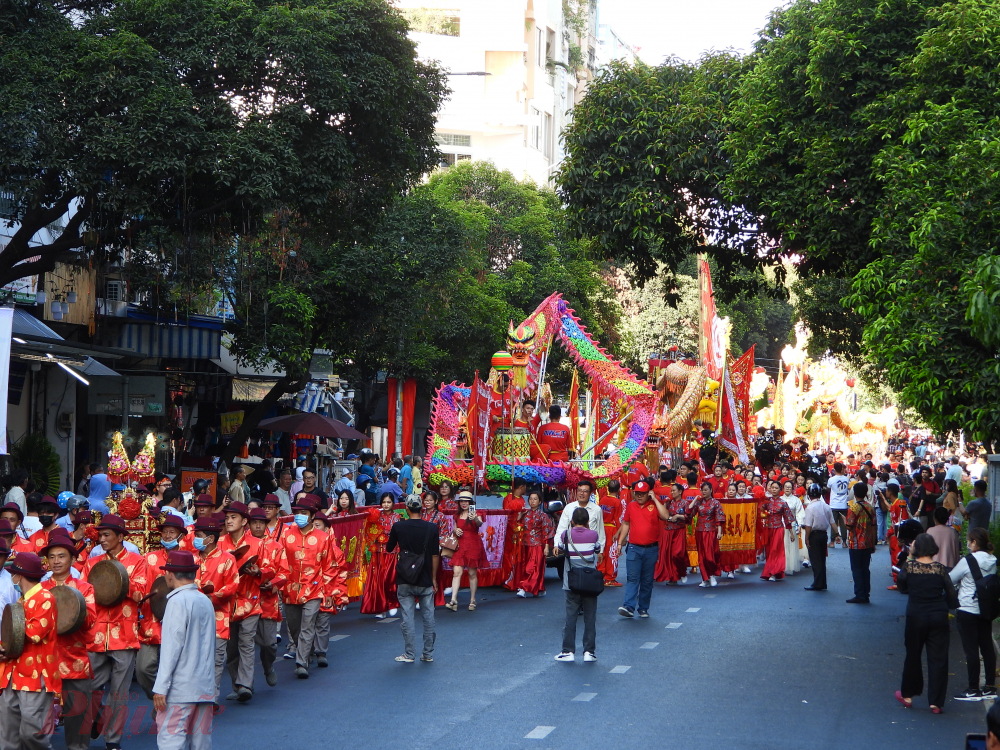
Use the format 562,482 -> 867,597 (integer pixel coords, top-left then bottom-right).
259,538 -> 290,621
41,578 -> 96,680
82,547 -> 149,651
501,493 -> 527,591
760,496 -> 795,580
0,584 -> 60,694
360,509 -> 399,615
598,493 -> 627,584
280,525 -> 336,605
692,497 -> 725,581
195,547 -> 238,640
424,509 -> 453,606
514,507 -> 554,595
218,531 -> 266,621
139,548 -> 168,646
655,495 -> 691,583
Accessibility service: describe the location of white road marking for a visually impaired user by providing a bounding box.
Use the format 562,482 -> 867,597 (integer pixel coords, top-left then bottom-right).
330,635 -> 350,642
609,665 -> 631,674
665,622 -> 682,629
704,594 -> 717,598
640,642 -> 659,649
381,617 -> 399,623
572,693 -> 597,702
686,607 -> 701,613
525,726 -> 555,739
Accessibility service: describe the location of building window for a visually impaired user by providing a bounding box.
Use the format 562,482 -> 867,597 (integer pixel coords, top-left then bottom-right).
435,133 -> 472,147
529,107 -> 542,151
543,112 -> 553,160
439,153 -> 472,168
537,27 -> 545,67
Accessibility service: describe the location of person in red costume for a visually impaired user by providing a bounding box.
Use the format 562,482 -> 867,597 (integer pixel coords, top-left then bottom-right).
537,405 -> 573,462
597,480 -> 627,586
420,491 -> 452,606
688,481 -> 726,588
515,490 -> 554,597
708,463 -> 729,498
513,401 -> 540,432
502,479 -> 529,591
445,491 -> 487,611
438,479 -> 459,513
760,480 -> 796,581
361,493 -> 400,620
655,482 -> 692,585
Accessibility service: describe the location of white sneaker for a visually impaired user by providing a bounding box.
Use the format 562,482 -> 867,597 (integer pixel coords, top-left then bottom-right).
389,608 -> 398,616
680,576 -> 688,585
555,652 -> 575,662
768,576 -> 777,582
444,588 -> 452,596
698,581 -> 709,588
709,576 -> 718,587
727,571 -> 735,579
537,590 -> 546,597
741,565 -> 752,574
583,652 -> 597,662
375,613 -> 386,620
516,589 -> 527,598
415,603 -> 420,610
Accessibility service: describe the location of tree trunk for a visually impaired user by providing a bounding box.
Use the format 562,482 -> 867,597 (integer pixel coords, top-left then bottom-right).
216,374 -> 309,473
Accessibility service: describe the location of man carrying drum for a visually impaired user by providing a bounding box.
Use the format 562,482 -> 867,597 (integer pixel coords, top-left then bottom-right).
42,530 -> 97,750
248,508 -> 289,688
0,552 -> 60,750
82,514 -> 150,750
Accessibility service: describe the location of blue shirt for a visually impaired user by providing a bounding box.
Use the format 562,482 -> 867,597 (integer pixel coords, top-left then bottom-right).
378,481 -> 403,502
0,569 -> 17,613
153,583 -> 218,703
399,465 -> 413,494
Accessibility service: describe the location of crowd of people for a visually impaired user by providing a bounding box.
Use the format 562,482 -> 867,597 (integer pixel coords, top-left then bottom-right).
0,435 -> 992,748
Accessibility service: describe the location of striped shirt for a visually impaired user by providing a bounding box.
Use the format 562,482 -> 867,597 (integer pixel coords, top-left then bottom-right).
560,527 -> 601,592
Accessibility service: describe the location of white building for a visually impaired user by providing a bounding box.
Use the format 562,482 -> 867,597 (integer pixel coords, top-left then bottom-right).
596,23 -> 639,68
397,0 -> 600,186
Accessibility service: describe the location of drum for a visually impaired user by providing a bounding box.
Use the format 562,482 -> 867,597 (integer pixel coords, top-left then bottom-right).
1,601 -> 25,659
52,585 -> 87,635
148,576 -> 170,622
491,427 -> 531,460
89,558 -> 129,607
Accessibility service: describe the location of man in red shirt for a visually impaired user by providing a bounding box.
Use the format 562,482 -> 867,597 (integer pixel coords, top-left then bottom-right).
615,481 -> 670,618
708,464 -> 729,498
537,405 -> 574,462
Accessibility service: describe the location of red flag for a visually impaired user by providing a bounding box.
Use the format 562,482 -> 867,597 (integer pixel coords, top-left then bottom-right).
470,373 -> 491,483
568,369 -> 580,452
699,258 -> 725,381
719,345 -> 755,464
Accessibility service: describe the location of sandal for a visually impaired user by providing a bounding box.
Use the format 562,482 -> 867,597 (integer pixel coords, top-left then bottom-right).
468,601 -> 477,611
895,691 -> 912,708
445,601 -> 458,611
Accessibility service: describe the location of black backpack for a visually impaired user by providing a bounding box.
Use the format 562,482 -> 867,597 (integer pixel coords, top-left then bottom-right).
966,554 -> 1000,621
396,523 -> 435,586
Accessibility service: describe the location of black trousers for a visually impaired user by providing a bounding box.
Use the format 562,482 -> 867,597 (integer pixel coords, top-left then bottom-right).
848,548 -> 873,601
562,591 -> 597,655
807,530 -> 828,589
901,610 -> 949,707
956,609 -> 996,690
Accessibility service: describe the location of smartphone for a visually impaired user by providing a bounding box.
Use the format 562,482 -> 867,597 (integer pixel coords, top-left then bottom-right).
966,734 -> 986,750
468,502 -> 476,515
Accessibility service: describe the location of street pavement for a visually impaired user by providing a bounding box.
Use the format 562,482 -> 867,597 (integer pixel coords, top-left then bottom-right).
95,544 -> 985,750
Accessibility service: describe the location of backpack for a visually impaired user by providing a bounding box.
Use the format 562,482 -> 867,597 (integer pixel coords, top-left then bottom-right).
396,523 -> 435,586
966,553 -> 1000,621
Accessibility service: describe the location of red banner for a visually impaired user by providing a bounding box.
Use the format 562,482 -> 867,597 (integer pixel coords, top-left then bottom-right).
699,258 -> 724,381
327,512 -> 368,601
568,368 -> 580,452
470,372 -> 491,484
719,345 -> 754,464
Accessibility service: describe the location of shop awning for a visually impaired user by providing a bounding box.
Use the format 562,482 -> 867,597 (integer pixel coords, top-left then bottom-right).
11,309 -> 122,380
105,322 -> 221,359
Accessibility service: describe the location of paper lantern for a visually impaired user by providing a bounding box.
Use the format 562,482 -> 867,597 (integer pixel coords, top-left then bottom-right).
846,378 -> 856,388
491,351 -> 513,372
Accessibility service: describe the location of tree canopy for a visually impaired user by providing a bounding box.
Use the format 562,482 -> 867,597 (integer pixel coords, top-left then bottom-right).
557,0 -> 1000,446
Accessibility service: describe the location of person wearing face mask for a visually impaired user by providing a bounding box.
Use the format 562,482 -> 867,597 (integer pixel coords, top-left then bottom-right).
135,516 -> 187,702
41,531 -> 97,750
191,516 -> 238,702
81,514 -> 150,750
180,495 -> 217,553
0,553 -> 60,750
24,496 -> 61,555
279,496 -> 337,679
248,508 -> 289,688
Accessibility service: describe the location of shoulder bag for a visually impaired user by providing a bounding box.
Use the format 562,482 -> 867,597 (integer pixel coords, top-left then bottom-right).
397,524 -> 435,585
564,530 -> 605,596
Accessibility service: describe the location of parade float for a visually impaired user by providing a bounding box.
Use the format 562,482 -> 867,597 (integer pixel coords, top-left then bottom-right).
424,292 -> 657,491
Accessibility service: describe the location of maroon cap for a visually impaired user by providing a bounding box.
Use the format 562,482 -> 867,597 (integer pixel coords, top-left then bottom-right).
96,514 -> 127,534
262,494 -> 281,507
193,494 -> 215,508
161,550 -> 200,573
9,552 -> 45,579
194,516 -> 222,534
633,481 -> 651,493
292,495 -> 317,512
0,503 -> 24,523
248,508 -> 267,522
313,510 -> 331,527
211,510 -> 226,523
225,502 -> 250,519
41,530 -> 78,558
75,510 -> 94,525
38,496 -> 59,510
159,515 -> 188,535
0,519 -> 14,536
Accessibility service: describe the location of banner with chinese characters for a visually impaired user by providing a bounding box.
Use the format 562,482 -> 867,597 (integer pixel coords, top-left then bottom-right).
719,346 -> 754,464
328,512 -> 368,601
441,510 -> 508,572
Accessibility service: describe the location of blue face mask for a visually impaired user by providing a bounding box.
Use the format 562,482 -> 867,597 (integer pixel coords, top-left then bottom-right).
193,537 -> 207,551
162,538 -> 179,550
294,514 -> 310,529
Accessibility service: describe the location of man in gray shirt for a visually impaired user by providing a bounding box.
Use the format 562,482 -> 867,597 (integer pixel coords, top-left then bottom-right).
153,551 -> 218,750
966,480 -> 993,531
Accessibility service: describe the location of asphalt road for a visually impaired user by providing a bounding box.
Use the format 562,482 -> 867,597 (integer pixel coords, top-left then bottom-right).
90,544 -> 987,750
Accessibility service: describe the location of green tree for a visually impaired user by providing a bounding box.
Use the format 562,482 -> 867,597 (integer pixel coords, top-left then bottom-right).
0,0 -> 446,288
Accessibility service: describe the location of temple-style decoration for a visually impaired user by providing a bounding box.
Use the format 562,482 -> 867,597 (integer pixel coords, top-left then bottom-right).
425,293 -> 656,490
99,431 -> 161,552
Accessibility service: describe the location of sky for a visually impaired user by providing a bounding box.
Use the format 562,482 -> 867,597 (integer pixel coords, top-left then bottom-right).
598,0 -> 790,64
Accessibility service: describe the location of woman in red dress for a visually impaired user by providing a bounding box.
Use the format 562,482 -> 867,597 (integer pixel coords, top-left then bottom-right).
688,481 -> 726,588
421,490 -> 452,606
360,492 -> 400,618
332,489 -> 356,517
760,480 -> 796,581
515,490 -> 554,597
446,491 -> 487,611
438,480 -> 459,513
